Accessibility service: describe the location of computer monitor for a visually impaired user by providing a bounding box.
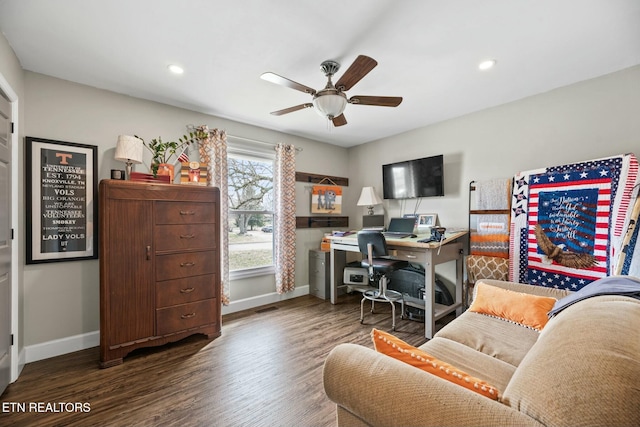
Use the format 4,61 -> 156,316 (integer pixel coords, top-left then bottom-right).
362,214 -> 385,230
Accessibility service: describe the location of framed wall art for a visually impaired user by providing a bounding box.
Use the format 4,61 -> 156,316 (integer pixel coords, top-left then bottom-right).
417,213 -> 438,229
311,185 -> 342,214
25,137 -> 98,264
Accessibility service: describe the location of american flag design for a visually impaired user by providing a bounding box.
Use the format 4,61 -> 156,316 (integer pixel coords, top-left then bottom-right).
509,154 -> 639,291
177,148 -> 189,163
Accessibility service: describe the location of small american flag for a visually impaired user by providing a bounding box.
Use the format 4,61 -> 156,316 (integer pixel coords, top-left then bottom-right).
177,148 -> 189,163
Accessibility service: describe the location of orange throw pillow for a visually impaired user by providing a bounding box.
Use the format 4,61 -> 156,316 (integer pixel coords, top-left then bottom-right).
371,329 -> 499,400
469,282 -> 557,331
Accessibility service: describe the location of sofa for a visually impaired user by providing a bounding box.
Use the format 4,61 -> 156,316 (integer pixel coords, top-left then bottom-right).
323,278 -> 640,426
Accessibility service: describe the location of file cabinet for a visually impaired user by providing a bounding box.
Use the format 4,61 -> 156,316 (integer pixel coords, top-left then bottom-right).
309,249 -> 330,299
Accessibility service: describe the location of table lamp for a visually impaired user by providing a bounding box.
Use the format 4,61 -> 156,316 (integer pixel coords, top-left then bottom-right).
114,135 -> 143,180
357,186 -> 383,215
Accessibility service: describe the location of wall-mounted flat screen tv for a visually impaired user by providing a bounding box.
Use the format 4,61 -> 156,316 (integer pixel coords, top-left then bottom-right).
382,154 -> 444,199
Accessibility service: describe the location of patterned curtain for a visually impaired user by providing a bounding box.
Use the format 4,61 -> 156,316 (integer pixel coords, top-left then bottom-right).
274,143 -> 297,294
198,126 -> 230,305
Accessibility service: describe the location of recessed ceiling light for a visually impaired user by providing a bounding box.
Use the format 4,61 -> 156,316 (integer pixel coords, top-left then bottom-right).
478,59 -> 496,71
168,64 -> 184,74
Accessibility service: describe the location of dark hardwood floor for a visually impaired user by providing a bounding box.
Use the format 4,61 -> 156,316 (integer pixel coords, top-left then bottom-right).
0,293 -> 451,427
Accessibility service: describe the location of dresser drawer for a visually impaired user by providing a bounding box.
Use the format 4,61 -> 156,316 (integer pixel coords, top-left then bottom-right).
156,299 -> 218,336
156,251 -> 217,280
156,274 -> 216,308
155,224 -> 217,252
155,201 -> 217,225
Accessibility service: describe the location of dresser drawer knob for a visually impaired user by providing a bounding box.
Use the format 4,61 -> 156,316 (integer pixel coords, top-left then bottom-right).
180,287 -> 195,294
181,312 -> 196,319
180,210 -> 196,216
180,262 -> 196,267
179,234 -> 195,239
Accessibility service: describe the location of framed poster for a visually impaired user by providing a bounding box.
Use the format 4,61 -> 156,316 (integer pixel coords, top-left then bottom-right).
311,185 -> 342,214
25,137 -> 98,264
417,213 -> 437,228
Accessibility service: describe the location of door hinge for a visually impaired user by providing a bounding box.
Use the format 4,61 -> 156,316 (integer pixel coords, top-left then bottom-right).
11,122 -> 14,134
11,229 -> 14,240
10,334 -> 13,346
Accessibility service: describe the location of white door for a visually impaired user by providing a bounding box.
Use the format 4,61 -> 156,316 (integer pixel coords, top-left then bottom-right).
0,91 -> 12,394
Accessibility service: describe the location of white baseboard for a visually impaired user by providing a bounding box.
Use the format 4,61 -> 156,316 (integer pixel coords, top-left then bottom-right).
25,331 -> 100,364
23,286 -> 310,363
221,285 -> 309,315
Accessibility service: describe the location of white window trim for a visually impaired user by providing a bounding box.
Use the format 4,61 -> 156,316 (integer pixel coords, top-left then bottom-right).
230,265 -> 276,280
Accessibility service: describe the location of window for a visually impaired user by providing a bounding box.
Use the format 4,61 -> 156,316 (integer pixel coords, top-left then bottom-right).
227,149 -> 274,277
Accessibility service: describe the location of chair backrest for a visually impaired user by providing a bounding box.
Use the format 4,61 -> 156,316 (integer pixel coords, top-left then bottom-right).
357,230 -> 389,259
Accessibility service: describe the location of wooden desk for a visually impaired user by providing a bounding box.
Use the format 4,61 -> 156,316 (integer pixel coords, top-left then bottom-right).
327,230 -> 467,339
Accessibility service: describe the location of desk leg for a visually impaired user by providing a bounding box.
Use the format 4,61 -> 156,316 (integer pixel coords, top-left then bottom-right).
455,249 -> 464,316
424,251 -> 436,339
330,247 -> 346,304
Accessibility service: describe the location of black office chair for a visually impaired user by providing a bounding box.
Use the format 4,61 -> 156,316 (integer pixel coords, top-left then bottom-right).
357,230 -> 409,330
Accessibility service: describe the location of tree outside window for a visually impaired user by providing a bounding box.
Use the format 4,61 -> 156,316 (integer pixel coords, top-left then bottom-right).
227,153 -> 274,272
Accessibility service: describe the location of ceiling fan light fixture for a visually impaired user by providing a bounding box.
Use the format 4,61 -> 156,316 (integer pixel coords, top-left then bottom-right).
313,92 -> 347,119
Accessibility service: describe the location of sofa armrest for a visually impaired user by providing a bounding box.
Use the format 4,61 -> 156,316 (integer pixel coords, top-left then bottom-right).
323,343 -> 543,427
476,279 -> 572,300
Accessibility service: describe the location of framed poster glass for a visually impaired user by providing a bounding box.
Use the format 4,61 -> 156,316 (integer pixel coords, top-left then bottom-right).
25,137 -> 98,264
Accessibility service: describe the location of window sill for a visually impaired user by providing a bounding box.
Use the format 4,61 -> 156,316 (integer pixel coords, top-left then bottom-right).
230,265 -> 275,280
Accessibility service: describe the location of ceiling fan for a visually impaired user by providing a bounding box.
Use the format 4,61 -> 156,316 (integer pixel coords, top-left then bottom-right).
260,55 -> 402,127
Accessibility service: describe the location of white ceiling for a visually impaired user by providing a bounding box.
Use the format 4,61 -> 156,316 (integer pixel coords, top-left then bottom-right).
1,0 -> 639,148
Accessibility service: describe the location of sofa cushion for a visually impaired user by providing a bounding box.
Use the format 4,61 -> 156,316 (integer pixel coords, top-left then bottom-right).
371,329 -> 500,399
420,337 -> 516,392
469,282 -> 557,331
502,295 -> 640,427
434,310 -> 540,367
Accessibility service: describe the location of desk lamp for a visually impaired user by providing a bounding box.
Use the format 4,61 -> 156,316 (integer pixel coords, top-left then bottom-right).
357,186 -> 383,215
114,135 -> 143,180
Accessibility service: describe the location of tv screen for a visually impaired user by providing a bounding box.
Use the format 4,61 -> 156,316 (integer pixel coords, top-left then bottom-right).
382,155 -> 444,199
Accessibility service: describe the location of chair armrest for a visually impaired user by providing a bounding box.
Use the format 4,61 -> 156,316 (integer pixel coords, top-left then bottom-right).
476,279 -> 572,300
323,343 -> 543,427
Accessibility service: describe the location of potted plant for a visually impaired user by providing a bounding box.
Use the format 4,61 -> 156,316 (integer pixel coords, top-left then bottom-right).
136,131 -> 205,179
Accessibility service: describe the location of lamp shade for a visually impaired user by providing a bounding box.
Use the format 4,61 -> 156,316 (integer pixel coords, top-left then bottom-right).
313,92 -> 347,119
114,135 -> 143,164
357,187 -> 383,215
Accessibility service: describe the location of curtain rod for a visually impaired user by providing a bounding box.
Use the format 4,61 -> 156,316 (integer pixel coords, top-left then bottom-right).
185,124 -> 303,152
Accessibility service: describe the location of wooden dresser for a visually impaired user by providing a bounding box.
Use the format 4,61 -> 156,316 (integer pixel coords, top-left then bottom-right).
99,179 -> 221,368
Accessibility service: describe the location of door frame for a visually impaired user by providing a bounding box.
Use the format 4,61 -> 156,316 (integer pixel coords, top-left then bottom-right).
0,71 -> 21,383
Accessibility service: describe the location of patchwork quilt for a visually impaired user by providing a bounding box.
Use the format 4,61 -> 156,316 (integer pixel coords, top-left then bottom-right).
509,153 -> 640,291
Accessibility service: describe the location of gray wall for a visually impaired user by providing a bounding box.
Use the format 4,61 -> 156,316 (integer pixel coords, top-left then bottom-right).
346,65 -> 640,230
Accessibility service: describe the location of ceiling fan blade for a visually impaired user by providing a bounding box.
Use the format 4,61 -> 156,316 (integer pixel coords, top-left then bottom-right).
260,72 -> 317,95
334,55 -> 377,92
332,114 -> 347,127
349,96 -> 403,107
270,103 -> 313,116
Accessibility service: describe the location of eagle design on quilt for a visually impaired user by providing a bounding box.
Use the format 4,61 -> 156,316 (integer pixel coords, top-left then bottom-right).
535,224 -> 597,269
